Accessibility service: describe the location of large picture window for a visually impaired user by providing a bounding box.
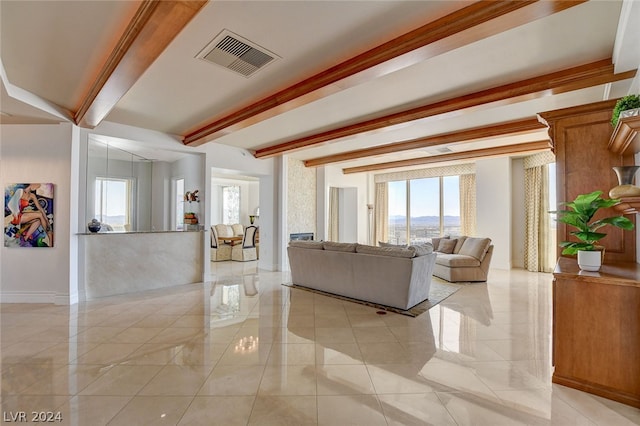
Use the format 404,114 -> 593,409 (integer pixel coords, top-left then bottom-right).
222,185 -> 240,224
95,177 -> 132,232
388,176 -> 460,244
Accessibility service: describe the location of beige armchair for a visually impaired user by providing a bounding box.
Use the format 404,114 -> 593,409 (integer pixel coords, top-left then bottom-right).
211,226 -> 232,261
231,223 -> 244,236
232,226 -> 258,261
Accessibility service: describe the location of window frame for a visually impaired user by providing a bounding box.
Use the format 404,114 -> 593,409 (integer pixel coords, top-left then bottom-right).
94,176 -> 133,232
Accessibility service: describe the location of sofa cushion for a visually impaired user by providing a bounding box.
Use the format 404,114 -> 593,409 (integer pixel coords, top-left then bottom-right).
458,237 -> 492,261
289,240 -> 325,250
356,244 -> 415,258
430,236 -> 449,251
379,241 -> 407,248
435,253 -> 481,267
324,241 -> 357,252
408,243 -> 433,257
215,224 -> 234,238
437,239 -> 457,254
453,236 -> 467,254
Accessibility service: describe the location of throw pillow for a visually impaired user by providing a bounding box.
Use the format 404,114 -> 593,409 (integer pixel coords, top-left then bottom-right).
430,236 -> 449,251
437,238 -> 457,254
458,237 -> 492,261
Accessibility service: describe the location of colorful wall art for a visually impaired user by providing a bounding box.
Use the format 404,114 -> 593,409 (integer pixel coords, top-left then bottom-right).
4,183 -> 54,247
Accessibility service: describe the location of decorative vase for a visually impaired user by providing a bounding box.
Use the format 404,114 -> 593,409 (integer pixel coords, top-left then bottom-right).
88,219 -> 101,233
609,166 -> 640,198
577,249 -> 602,272
249,215 -> 255,224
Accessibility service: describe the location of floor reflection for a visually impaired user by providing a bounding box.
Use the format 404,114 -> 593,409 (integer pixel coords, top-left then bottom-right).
1,263 -> 638,425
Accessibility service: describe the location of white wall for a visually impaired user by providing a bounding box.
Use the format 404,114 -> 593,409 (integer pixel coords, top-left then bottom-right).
171,154 -> 205,228
151,161 -> 171,231
1,123 -> 73,304
338,187 -> 358,243
318,165 -> 370,243
476,157 -> 512,270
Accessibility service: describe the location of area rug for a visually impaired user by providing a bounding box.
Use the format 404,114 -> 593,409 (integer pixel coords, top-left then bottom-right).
282,280 -> 462,317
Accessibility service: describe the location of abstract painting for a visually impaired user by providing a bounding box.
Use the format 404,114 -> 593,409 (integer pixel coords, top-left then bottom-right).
4,183 -> 54,247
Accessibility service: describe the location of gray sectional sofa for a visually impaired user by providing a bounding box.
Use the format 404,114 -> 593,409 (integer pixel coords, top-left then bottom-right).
287,241 -> 437,310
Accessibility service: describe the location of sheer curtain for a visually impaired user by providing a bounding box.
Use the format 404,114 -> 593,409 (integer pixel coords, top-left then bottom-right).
328,187 -> 339,242
459,174 -> 476,236
525,163 -> 552,272
374,182 -> 388,245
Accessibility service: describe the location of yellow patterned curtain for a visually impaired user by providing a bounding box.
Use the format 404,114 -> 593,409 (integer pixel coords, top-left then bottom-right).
460,174 -> 476,236
374,182 -> 388,245
525,164 -> 552,272
328,187 -> 339,242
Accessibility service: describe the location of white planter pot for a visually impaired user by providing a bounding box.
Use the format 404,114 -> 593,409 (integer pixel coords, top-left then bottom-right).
577,250 -> 602,272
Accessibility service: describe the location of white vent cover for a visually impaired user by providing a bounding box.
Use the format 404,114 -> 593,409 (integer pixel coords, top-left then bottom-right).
425,146 -> 453,155
196,30 -> 279,77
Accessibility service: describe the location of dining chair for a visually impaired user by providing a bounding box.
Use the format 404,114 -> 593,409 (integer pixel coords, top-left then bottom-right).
232,225 -> 258,261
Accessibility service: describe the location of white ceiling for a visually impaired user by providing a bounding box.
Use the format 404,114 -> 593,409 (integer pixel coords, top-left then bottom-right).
1,1 -> 639,173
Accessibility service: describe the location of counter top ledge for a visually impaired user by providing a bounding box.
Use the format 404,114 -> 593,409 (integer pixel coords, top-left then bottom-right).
78,229 -> 206,235
554,257 -> 640,288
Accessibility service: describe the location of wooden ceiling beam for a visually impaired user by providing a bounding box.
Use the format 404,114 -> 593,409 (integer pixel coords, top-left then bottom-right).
255,60 -> 637,159
75,0 -> 207,129
342,140 -> 552,174
304,117 -> 546,167
183,0 -> 586,146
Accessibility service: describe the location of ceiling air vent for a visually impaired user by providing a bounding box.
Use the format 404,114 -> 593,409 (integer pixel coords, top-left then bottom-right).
425,146 -> 453,155
436,147 -> 453,153
197,30 -> 279,78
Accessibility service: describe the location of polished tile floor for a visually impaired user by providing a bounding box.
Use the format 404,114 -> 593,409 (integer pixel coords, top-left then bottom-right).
2,262 -> 640,425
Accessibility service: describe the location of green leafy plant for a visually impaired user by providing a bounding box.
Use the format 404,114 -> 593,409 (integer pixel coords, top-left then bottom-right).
553,190 -> 634,255
612,94 -> 640,127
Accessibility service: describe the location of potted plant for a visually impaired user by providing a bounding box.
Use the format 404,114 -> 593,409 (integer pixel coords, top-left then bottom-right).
611,94 -> 640,128
553,190 -> 634,271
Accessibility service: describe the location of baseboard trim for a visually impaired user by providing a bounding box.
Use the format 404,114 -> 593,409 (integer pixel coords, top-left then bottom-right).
1,291 -> 71,305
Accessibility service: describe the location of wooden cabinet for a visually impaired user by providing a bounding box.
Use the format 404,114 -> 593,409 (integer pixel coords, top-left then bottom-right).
539,99 -> 637,263
608,114 -> 640,214
553,257 -> 640,408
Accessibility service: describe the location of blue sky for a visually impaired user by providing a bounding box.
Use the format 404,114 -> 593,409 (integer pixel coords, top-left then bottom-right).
388,177 -> 460,217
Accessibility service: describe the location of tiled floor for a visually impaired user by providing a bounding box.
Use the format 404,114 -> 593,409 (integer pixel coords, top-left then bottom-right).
2,262 -> 640,425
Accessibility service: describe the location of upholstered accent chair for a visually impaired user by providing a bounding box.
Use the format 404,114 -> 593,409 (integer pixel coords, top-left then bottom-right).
232,225 -> 258,261
231,223 -> 244,236
211,226 -> 232,261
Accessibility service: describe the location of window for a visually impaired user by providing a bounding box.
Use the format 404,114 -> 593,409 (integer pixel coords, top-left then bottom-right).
222,185 -> 240,224
388,176 -> 461,244
409,178 -> 439,243
95,177 -> 132,232
442,175 -> 461,236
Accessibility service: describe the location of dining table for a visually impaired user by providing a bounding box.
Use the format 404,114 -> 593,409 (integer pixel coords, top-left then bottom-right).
221,236 -> 243,246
